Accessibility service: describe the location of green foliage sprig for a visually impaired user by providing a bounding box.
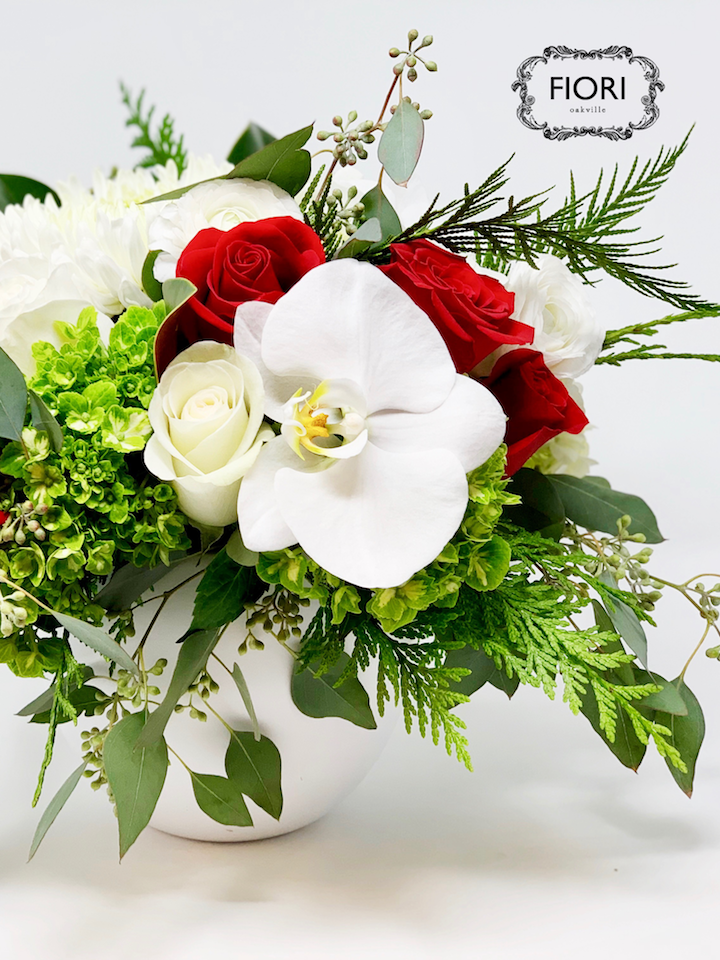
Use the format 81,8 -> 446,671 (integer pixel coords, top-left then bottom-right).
598,307 -> 720,365
120,83 -> 188,175
378,137 -> 718,313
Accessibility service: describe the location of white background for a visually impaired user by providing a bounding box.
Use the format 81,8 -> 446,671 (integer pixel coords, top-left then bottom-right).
1,1 -> 719,957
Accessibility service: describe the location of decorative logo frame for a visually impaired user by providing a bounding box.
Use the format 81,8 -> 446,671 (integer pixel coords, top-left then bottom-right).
513,46 -> 664,141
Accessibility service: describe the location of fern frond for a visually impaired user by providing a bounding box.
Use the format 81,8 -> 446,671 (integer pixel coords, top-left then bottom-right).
119,83 -> 187,175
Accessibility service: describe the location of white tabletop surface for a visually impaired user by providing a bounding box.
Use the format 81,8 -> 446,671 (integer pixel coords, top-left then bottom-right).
2,542 -> 719,960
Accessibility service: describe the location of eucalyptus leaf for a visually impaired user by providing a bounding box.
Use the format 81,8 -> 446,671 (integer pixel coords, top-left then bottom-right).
54,612 -> 139,677
445,646 -> 497,697
161,277 -> 197,314
506,468 -> 565,540
377,100 -> 424,186
225,731 -> 283,819
358,185 -> 402,248
335,217 -> 382,260
226,530 -> 259,567
638,673 -> 688,715
95,555 -> 186,613
591,599 -> 634,685
231,663 -> 261,741
227,123 -> 313,195
30,684 -> 105,725
17,665 -> 94,716
654,679 -> 705,796
547,475 -> 664,543
141,249 -> 163,301
584,476 -> 612,489
227,122 -> 275,165
141,177 -> 218,205
135,627 -> 221,749
27,390 -> 63,452
28,762 -> 87,861
291,653 -> 377,729
0,345 -> 28,443
191,772 -> 253,826
191,548 -> 265,631
580,687 -> 647,771
597,572 -> 648,667
0,174 -> 60,212
487,667 -> 521,698
104,712 -> 168,858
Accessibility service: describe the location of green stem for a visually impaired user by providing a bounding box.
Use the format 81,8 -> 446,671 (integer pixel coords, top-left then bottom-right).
602,308 -> 720,349
166,743 -> 192,773
680,620 -> 712,680
203,698 -> 235,735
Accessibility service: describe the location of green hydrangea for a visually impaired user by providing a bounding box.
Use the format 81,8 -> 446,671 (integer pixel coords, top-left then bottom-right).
0,303 -> 191,676
256,445 -> 519,635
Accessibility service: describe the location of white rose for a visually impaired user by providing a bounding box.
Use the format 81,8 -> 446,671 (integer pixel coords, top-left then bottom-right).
148,178 -> 304,283
504,254 -> 603,378
144,341 -> 273,527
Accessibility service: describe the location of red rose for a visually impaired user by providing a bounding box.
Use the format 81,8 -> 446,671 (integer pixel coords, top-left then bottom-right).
483,349 -> 588,476
0,511 -> 9,527
379,240 -> 534,373
155,216 -> 325,374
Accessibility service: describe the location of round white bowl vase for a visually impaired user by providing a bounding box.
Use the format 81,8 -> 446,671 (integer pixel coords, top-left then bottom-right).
136,563 -> 398,842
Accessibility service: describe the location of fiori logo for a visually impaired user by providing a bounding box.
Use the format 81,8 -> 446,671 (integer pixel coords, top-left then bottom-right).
513,46 -> 663,140
550,76 -> 626,100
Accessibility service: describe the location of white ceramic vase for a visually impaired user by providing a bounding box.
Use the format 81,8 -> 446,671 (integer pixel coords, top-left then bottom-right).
135,563 -> 397,842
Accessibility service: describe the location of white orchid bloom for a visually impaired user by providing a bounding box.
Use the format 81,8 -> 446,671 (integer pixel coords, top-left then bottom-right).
234,259 -> 506,589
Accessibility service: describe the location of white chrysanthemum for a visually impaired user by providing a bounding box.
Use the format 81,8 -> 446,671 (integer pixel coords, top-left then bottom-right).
71,209 -> 152,316
0,196 -> 65,261
0,153 -> 234,352
148,178 -> 303,283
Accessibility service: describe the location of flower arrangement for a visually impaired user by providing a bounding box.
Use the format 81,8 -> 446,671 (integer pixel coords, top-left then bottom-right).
1,31 -> 718,859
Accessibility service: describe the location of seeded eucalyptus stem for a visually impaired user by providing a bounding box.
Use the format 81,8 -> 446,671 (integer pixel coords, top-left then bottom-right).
314,52 -> 402,200
576,530 -> 720,673
680,621 -> 712,681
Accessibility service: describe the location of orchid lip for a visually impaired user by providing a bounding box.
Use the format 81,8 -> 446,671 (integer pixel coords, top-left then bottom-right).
281,379 -> 368,461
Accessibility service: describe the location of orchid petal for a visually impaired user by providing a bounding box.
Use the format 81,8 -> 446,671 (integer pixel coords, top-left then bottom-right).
233,300 -> 273,369
273,442 -> 468,588
260,260 -> 456,414
368,375 -> 506,473
238,436 -> 314,551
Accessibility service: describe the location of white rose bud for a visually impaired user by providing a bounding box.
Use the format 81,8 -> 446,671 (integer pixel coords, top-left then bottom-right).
144,341 -> 273,527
